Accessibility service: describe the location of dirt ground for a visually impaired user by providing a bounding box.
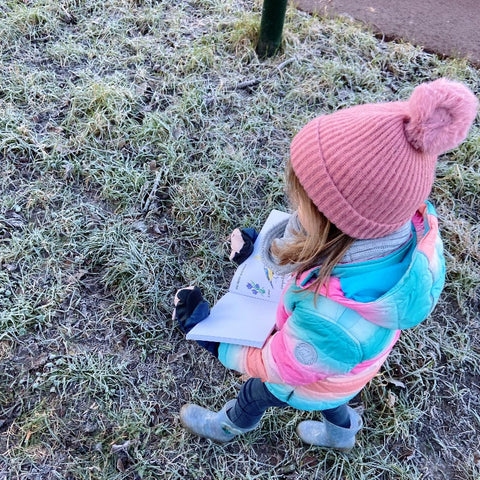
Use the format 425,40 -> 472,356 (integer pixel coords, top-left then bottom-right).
294,0 -> 480,66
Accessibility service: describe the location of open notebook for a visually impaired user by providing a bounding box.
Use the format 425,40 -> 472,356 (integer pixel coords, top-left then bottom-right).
186,209 -> 291,348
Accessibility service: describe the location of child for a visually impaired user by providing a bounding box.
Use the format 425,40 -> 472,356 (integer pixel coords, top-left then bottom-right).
173,79 -> 477,449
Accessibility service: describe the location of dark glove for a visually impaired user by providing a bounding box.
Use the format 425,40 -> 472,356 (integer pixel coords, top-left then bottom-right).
173,286 -> 218,356
229,228 -> 259,265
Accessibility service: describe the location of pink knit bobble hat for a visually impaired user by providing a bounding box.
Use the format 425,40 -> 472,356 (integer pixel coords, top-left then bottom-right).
290,78 -> 478,239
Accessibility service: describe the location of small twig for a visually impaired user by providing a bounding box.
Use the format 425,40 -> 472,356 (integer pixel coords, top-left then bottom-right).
234,78 -> 262,90
274,57 -> 296,73
229,57 -> 297,90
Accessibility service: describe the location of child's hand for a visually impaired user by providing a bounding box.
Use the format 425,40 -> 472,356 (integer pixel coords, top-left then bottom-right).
173,286 -> 210,334
173,287 -> 218,356
229,228 -> 258,265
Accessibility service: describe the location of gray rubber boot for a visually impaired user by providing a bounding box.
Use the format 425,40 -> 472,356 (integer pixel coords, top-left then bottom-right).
296,406 -> 363,451
180,400 -> 259,443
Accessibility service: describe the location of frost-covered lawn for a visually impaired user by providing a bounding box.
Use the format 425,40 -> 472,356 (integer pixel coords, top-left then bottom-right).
0,1 -> 479,478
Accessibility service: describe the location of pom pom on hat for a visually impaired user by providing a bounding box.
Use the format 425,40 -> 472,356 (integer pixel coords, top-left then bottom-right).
290,78 -> 478,239
405,78 -> 478,155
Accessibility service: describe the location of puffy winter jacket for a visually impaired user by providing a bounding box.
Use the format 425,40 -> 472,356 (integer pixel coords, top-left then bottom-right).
218,202 -> 445,410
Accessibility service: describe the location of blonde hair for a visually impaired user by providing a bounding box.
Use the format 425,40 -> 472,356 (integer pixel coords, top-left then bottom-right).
271,162 -> 355,294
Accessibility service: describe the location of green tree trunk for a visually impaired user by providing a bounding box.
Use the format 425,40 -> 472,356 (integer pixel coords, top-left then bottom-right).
256,0 -> 288,58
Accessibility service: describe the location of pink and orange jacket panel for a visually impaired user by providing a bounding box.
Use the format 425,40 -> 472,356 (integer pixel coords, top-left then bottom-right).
218,202 -> 445,411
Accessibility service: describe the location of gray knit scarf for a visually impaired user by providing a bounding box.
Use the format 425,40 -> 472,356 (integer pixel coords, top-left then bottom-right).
260,212 -> 412,276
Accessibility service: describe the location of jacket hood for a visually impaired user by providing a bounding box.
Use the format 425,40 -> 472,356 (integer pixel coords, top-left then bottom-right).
296,202 -> 445,330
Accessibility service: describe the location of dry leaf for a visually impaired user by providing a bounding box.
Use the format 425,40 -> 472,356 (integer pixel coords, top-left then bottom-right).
66,269 -> 88,284
116,457 -> 125,472
167,346 -> 188,363
27,353 -> 49,371
398,447 -> 416,460
387,378 -> 406,388
111,440 -> 132,453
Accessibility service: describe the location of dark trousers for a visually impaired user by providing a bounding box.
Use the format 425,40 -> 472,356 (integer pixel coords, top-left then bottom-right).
227,378 -> 351,429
